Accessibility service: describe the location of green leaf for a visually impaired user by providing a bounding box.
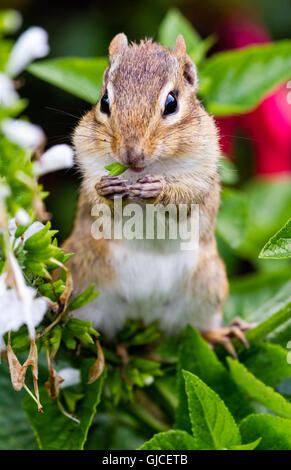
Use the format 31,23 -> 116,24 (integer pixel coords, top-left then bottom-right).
10,326 -> 30,352
66,318 -> 98,336
229,439 -> 261,450
175,326 -> 253,432
0,9 -> 21,34
117,319 -> 142,342
139,430 -> 197,450
240,178 -> 291,258
23,222 -> 55,249
189,36 -> 216,66
68,284 -> 99,312
183,371 -> 241,450
129,322 -> 161,346
109,369 -> 123,406
241,343 -> 291,387
240,414 -> 291,450
62,330 -> 77,350
38,279 -> 65,301
0,98 -> 28,121
65,318 -> 97,344
28,57 -> 108,103
104,162 -> 128,176
156,335 -> 182,362
158,9 -> 212,66
21,221 -> 68,279
153,374 -> 178,417
219,157 -> 238,185
62,390 -> 84,414
130,357 -> 162,376
224,269 -> 291,324
0,135 -> 34,213
23,361 -> 106,450
259,218 -> 291,259
200,41 -> 291,115
126,368 -> 153,388
269,318 -> 291,348
0,364 -> 37,450
0,39 -> 12,71
216,188 -> 248,250
158,9 -> 200,51
227,357 -> 291,419
44,326 -> 62,357
245,280 -> 291,343
85,413 -> 146,450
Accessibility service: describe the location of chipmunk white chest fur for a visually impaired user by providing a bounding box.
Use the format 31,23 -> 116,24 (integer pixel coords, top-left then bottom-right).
63,33 -> 229,341
76,238 -> 203,338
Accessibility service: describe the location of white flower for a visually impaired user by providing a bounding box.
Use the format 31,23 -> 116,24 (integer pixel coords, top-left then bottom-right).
8,218 -> 17,244
0,73 -> 19,107
15,208 -> 30,226
6,26 -> 49,77
144,376 -> 154,386
0,255 -> 47,343
58,368 -> 81,389
34,144 -> 74,176
2,118 -> 45,150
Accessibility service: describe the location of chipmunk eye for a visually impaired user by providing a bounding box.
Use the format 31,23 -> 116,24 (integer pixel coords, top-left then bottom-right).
163,91 -> 178,116
100,91 -> 110,115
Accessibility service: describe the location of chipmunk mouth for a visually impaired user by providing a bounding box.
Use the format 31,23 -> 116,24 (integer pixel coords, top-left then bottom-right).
130,166 -> 145,173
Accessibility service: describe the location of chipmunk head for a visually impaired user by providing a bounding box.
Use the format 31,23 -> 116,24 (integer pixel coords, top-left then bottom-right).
74,33 -> 219,191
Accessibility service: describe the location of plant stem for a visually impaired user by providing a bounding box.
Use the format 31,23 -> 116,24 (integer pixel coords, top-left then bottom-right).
57,398 -> 80,424
246,303 -> 291,345
23,383 -> 39,406
37,309 -> 67,338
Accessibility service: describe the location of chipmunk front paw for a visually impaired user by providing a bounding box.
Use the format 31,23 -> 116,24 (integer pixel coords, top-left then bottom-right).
128,175 -> 163,201
95,175 -> 128,199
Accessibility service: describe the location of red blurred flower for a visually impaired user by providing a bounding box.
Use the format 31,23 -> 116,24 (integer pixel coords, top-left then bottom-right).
215,14 -> 291,176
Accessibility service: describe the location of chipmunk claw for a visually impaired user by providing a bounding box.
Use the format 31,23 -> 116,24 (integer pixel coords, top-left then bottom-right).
137,175 -> 162,184
128,175 -> 163,200
95,175 -> 128,198
203,318 -> 254,359
230,316 -> 257,332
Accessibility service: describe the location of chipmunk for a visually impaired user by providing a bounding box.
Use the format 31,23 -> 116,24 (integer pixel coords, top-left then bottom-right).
63,33 -> 249,355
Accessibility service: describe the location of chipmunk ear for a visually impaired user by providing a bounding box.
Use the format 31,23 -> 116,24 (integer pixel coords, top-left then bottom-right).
173,34 -> 187,57
173,34 -> 198,90
109,33 -> 128,61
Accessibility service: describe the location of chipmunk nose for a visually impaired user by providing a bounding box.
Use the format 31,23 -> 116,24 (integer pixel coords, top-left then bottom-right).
122,145 -> 145,168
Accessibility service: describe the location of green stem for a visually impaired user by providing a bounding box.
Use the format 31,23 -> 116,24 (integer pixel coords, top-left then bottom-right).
23,383 -> 38,405
246,303 -> 291,345
154,381 -> 178,412
217,292 -> 291,359
57,398 -> 80,424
